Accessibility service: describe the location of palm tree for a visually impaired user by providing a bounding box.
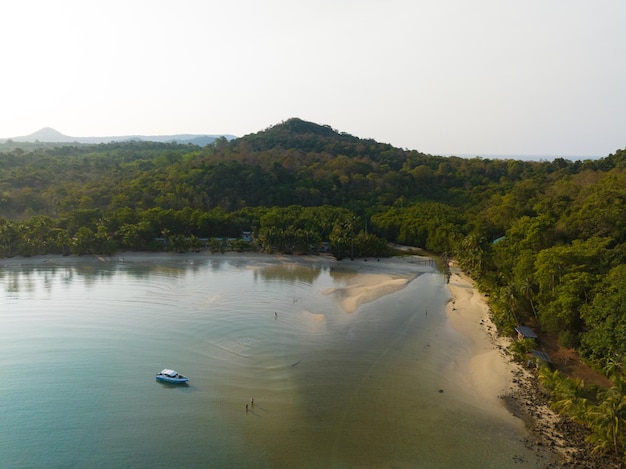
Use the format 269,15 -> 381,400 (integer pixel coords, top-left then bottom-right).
519,277 -> 539,321
538,367 -> 565,394
586,376 -> 626,456
457,233 -> 486,276
602,354 -> 624,378
500,281 -> 519,324
551,376 -> 588,424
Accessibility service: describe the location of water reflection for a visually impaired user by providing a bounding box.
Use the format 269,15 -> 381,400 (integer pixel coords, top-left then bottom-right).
0,254 -> 543,468
254,263 -> 324,284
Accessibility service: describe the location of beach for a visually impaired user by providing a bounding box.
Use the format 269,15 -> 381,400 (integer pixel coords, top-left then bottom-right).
445,266 -> 626,468
445,266 -> 575,464
2,251 -> 603,466
445,269 -> 520,417
326,257 -> 537,426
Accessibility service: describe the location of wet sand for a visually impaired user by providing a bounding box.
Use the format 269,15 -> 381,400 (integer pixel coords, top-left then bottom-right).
444,267 -> 609,467
325,258 -> 529,424
323,273 -> 413,314
445,268 -> 517,418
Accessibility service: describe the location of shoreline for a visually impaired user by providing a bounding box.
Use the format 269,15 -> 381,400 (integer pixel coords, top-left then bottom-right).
445,268 -> 563,466
445,269 -> 515,415
2,251 -> 613,466
446,266 -> 625,468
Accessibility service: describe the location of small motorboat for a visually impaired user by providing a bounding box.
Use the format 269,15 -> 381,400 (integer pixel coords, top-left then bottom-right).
156,369 -> 189,384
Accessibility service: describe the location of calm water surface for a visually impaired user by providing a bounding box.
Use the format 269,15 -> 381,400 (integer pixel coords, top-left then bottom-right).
0,254 -> 540,468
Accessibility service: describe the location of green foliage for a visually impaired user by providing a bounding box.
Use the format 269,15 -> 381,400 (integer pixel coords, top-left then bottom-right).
560,171 -> 626,243
0,122 -> 551,219
538,367 -> 626,459
533,237 -> 612,345
586,376 -> 626,456
454,233 -> 492,278
509,338 -> 536,362
580,265 -> 626,367
370,202 -> 465,253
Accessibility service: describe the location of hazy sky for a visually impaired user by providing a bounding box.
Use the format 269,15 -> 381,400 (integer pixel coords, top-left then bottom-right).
1,1 -> 624,156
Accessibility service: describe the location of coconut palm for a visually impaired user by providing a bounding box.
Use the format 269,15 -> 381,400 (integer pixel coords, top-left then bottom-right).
552,376 -> 588,424
519,277 -> 539,321
586,376 -> 626,456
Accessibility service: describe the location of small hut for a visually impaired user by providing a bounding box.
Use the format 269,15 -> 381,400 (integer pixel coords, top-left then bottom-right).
515,325 -> 538,341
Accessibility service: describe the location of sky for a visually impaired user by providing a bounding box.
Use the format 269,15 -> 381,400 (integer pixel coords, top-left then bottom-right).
1,0 -> 624,157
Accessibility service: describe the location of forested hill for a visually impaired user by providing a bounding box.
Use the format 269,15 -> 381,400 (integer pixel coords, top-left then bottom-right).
2,117 -> 626,455
228,117 -> 423,171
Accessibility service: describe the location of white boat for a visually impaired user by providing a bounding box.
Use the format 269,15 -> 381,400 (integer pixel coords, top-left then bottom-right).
156,369 -> 189,384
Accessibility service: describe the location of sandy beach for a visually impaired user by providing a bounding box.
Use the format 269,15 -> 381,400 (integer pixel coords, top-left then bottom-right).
1,251 -> 600,466
323,273 -> 413,314
444,266 -> 626,468
445,269 -> 520,418
444,267 -> 567,462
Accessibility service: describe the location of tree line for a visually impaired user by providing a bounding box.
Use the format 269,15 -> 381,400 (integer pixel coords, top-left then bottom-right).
0,205 -> 389,259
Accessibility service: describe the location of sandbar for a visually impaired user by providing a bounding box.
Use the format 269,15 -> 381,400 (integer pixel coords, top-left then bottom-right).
323,273 -> 413,314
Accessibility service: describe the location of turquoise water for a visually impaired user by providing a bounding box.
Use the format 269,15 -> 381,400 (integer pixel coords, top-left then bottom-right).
0,254 -> 540,468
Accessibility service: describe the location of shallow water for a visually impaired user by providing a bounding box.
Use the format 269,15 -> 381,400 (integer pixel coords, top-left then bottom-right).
0,255 -> 540,468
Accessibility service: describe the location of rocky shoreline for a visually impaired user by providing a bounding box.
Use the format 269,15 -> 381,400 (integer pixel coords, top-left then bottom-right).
449,266 -> 624,468
503,363 -> 624,468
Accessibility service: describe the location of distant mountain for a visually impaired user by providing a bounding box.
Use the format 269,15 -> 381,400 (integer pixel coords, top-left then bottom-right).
3,127 -> 236,146
23,127 -> 69,143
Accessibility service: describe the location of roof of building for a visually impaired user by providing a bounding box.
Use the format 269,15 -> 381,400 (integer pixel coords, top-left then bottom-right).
531,350 -> 552,363
515,325 -> 538,339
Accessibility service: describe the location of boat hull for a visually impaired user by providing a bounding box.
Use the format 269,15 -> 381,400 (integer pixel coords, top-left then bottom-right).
155,375 -> 189,384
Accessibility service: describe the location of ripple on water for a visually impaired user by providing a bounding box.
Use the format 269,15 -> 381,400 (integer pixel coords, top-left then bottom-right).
0,258 -> 543,468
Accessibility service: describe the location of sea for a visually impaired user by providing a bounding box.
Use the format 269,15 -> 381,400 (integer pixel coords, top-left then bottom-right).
451,153 -> 602,161
0,254 -> 544,468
